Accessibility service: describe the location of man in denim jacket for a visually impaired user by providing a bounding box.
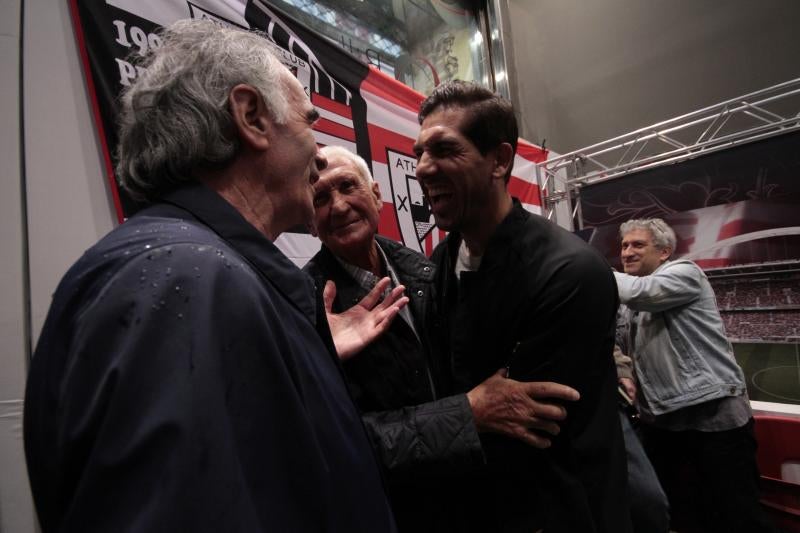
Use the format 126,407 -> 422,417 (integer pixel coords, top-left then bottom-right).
614,218 -> 773,533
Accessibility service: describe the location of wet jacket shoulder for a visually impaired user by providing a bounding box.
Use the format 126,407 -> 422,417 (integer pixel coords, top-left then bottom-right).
24,187 -> 396,533
431,199 -> 631,533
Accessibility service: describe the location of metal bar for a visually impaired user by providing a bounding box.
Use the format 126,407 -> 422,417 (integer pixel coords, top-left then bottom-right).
542,79 -> 800,168
628,138 -> 650,165
540,168 -> 552,192
581,154 -> 610,171
581,121 -> 800,185
695,109 -> 726,144
655,132 -> 686,149
707,111 -> 733,141
534,163 -> 546,217
572,188 -> 583,231
579,114 -> 800,182
741,109 -> 778,126
565,109 -> 724,162
745,102 -> 785,122
614,133 -> 640,167
577,122 -> 800,186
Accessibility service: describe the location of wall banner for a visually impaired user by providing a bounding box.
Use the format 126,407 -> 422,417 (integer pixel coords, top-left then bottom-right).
69,0 -> 546,264
578,131 -> 800,269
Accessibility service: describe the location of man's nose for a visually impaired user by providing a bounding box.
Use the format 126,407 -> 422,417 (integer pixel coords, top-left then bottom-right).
415,152 -> 435,180
330,191 -> 348,213
315,150 -> 328,172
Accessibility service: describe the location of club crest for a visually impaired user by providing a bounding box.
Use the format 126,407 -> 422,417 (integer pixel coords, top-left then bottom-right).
387,149 -> 442,254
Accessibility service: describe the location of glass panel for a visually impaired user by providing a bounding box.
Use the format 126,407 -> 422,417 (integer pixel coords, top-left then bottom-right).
271,0 -> 490,94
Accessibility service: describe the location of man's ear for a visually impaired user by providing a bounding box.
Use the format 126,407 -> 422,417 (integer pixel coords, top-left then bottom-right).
229,84 -> 272,151
660,247 -> 673,262
490,142 -> 514,181
371,181 -> 382,209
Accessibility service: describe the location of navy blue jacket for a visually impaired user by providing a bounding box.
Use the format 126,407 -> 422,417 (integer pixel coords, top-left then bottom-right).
24,184 -> 397,533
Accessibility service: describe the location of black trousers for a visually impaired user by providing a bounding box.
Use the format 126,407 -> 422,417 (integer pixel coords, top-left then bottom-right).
642,418 -> 775,533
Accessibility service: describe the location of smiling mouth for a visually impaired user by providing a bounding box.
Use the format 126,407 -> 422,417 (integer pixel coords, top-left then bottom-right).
428,192 -> 453,209
332,219 -> 362,232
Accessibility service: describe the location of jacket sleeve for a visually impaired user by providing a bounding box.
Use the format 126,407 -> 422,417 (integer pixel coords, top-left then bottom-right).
361,394 -> 484,480
614,261 -> 703,312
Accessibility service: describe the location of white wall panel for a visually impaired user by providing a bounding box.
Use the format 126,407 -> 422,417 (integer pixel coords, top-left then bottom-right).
24,0 -> 117,346
0,0 -> 36,528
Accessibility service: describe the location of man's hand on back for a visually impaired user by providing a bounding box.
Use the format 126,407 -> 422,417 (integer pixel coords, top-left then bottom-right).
467,368 -> 580,449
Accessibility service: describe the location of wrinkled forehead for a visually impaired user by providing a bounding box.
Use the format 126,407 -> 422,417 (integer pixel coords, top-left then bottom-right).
321,154 -> 369,182
314,158 -> 360,192
419,106 -> 469,136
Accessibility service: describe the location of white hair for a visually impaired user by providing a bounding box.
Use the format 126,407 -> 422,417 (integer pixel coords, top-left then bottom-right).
319,145 -> 373,183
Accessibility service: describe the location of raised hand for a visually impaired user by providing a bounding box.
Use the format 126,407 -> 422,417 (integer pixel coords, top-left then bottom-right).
325,277 -> 409,360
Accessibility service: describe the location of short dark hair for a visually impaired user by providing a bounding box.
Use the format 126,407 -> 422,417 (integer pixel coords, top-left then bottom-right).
418,80 -> 518,158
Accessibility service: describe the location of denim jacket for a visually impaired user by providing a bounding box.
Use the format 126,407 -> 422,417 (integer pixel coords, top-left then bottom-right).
614,259 -> 746,417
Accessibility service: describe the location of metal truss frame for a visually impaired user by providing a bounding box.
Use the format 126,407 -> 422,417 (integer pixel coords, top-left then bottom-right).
535,77 -> 800,230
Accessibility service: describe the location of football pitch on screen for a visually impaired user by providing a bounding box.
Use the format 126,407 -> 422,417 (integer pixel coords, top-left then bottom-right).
734,342 -> 800,405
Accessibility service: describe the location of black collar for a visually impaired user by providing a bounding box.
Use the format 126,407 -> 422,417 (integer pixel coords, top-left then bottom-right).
483,198 -> 530,254
444,197 -> 529,266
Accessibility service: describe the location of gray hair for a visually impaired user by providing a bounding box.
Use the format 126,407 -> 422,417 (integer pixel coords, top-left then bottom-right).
620,218 -> 677,252
115,19 -> 291,202
319,145 -> 373,183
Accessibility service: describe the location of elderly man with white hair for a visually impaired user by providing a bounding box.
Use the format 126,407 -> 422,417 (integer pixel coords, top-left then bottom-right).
24,20 -> 407,533
615,218 -> 773,533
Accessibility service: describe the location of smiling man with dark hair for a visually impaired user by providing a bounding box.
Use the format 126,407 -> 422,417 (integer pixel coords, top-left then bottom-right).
414,80 -> 631,533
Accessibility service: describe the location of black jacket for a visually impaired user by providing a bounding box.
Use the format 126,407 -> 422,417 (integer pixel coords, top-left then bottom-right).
432,199 -> 632,533
304,236 -> 484,532
25,184 -> 397,533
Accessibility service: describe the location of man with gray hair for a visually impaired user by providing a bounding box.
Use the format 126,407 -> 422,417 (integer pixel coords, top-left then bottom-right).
24,20 -> 404,532
615,218 -> 773,533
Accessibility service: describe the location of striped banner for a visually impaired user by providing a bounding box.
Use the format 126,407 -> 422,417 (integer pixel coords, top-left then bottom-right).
70,0 -> 546,264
